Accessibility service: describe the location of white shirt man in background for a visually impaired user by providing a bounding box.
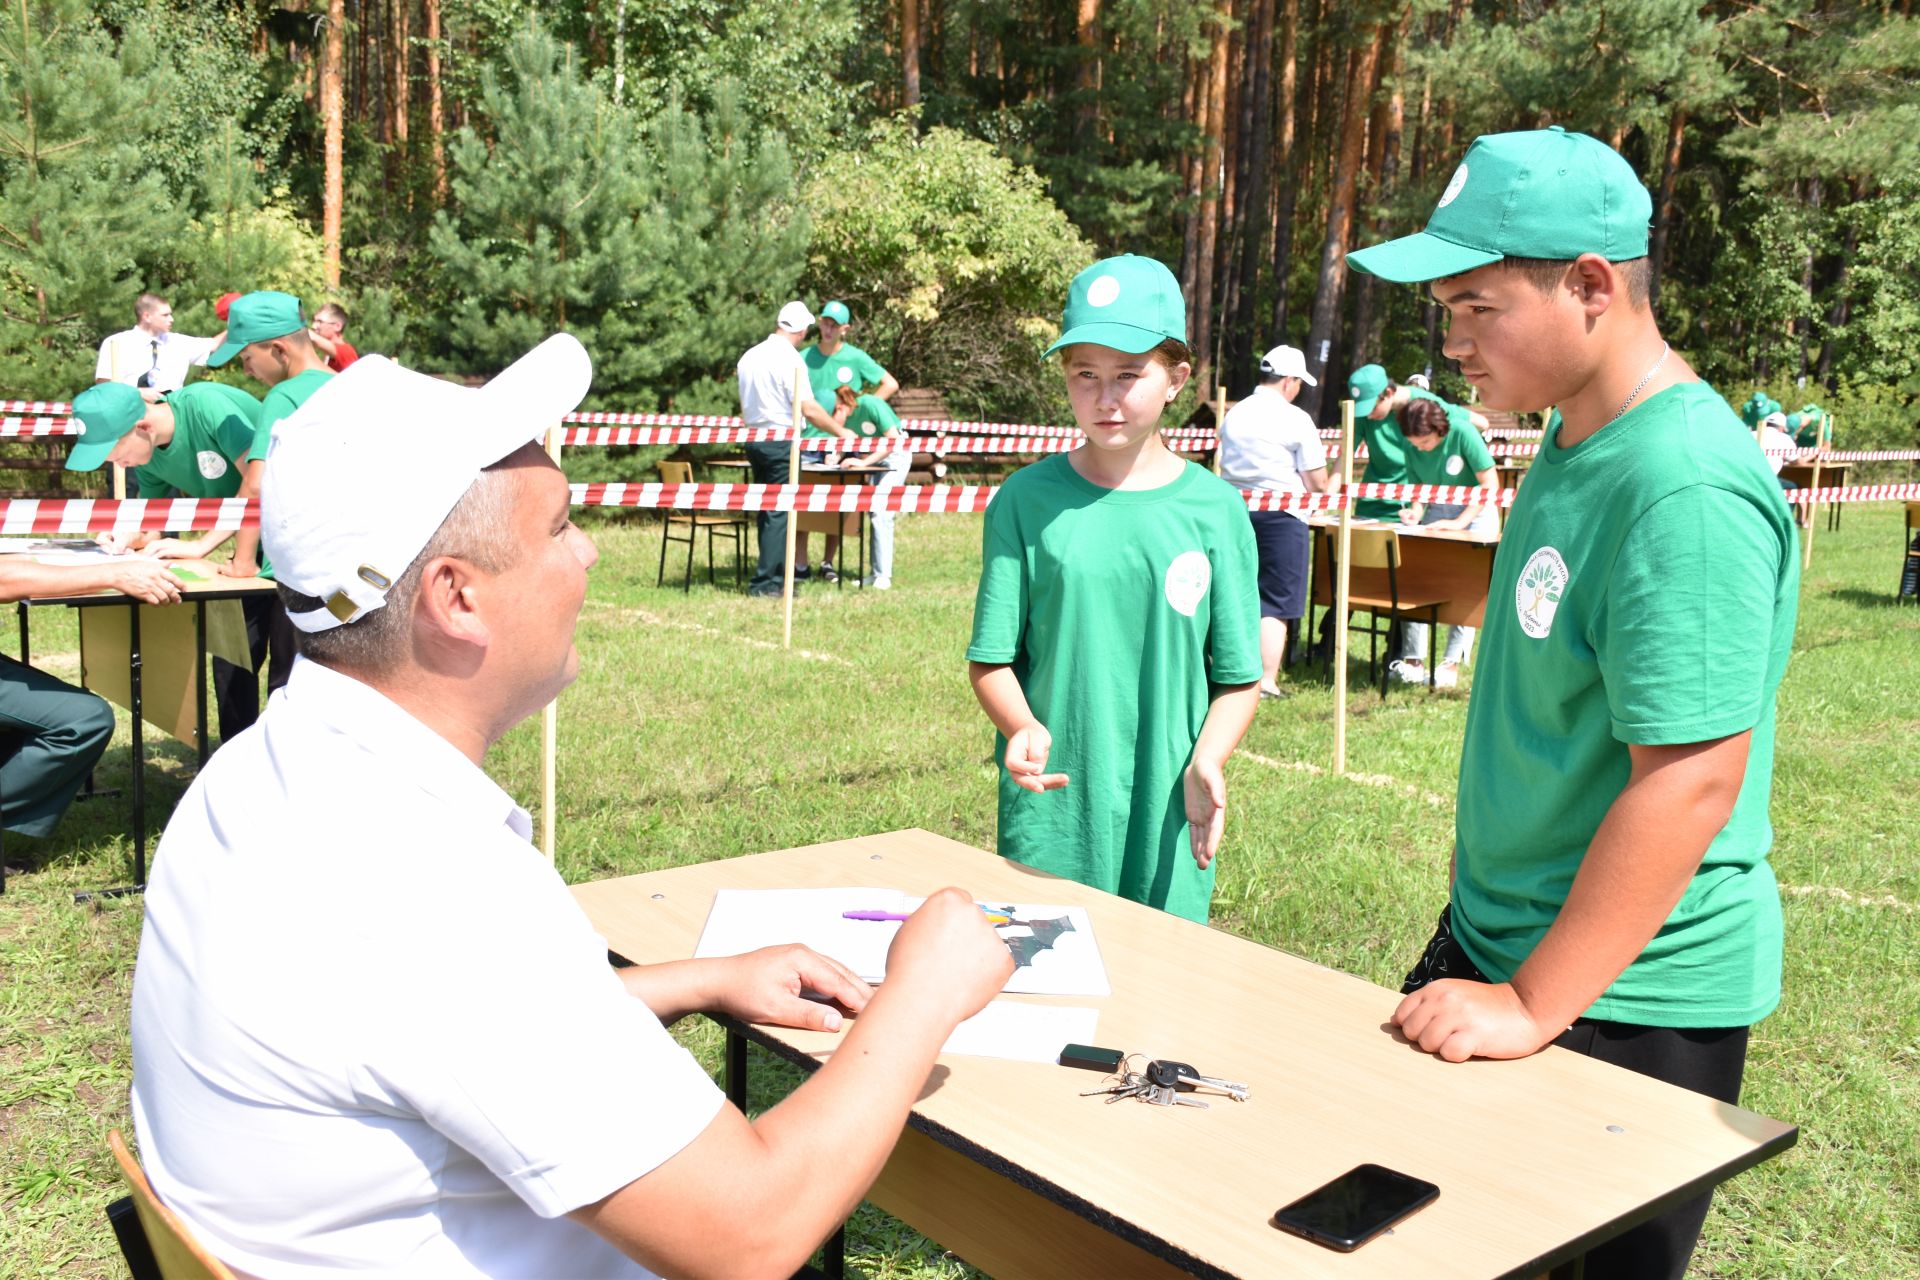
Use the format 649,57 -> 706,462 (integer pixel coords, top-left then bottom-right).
1217,344 -> 1330,698
130,334 -> 1014,1278
95,293 -> 220,392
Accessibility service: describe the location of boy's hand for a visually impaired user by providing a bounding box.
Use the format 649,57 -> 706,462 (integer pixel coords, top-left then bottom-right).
1390,979 -> 1558,1062
711,944 -> 872,1033
1183,758 -> 1226,869
107,559 -> 183,605
1004,722 -> 1068,793
885,887 -> 1016,1025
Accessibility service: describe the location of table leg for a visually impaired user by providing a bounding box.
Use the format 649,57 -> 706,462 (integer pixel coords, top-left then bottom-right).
725,1025 -> 749,1111
195,601 -> 209,768
16,600 -> 27,663
75,602 -> 146,903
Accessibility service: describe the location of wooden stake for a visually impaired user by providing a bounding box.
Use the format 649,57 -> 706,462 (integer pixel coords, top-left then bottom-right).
540,422 -> 563,861
1213,386 -> 1227,474
781,367 -> 804,649
1333,399 -> 1356,775
1803,443 -> 1823,573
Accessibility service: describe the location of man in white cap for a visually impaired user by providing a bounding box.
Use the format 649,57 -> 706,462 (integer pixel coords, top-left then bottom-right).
736,301 -> 853,596
1216,344 -> 1329,698
129,335 -> 1014,1277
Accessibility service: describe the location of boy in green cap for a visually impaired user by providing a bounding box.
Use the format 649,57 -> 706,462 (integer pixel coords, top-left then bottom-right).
966,254 -> 1261,923
1349,127 -> 1798,1279
67,378 -> 275,742
799,301 -> 898,580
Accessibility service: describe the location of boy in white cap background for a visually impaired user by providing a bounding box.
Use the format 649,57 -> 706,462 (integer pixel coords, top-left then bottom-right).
1351,127 -> 1799,1279
1216,343 -> 1329,699
735,301 -> 854,596
967,254 -> 1260,923
131,335 -> 1017,1279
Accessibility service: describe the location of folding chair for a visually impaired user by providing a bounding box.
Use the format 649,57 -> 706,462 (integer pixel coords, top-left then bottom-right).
654,460 -> 748,591
1319,526 -> 1450,695
106,1129 -> 238,1280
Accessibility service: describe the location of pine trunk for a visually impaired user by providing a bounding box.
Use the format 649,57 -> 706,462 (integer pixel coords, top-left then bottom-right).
1076,0 -> 1101,148
1299,29 -> 1381,419
425,0 -> 445,197
324,0 -> 345,289
1351,19 -> 1403,363
903,0 -> 921,106
1269,0 -> 1298,338
1227,0 -> 1276,393
1192,3 -> 1231,397
1647,106 -> 1686,309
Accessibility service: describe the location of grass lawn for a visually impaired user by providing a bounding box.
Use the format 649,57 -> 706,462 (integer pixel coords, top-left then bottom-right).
3,497 -> 1917,1278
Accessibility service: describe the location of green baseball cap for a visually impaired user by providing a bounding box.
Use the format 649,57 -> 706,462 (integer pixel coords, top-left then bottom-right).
208,291 -> 306,367
1739,392 -> 1783,428
820,300 -> 851,325
67,383 -> 148,472
1347,364 -> 1391,417
1348,127 -> 1653,284
1044,254 -> 1187,357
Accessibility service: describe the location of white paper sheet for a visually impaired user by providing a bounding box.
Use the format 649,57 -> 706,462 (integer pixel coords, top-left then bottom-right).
941,1001 -> 1100,1062
692,887 -> 1112,997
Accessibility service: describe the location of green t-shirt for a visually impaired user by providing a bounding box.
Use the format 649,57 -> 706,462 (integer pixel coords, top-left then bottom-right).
135,384 -> 261,500
801,343 -> 887,438
1402,416 -> 1495,487
250,367 -> 333,462
965,455 -> 1262,923
845,394 -> 900,438
1452,382 -> 1799,1027
1354,387 -> 1454,518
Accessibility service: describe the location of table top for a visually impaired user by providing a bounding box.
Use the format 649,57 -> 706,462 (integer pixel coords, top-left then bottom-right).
18,570 -> 277,607
1304,512 -> 1501,546
573,830 -> 1795,1280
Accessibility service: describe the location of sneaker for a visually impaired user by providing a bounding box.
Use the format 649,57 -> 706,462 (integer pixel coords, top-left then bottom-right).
868,574 -> 892,590
1387,659 -> 1426,685
1258,684 -> 1290,701
792,564 -> 812,581
819,564 -> 840,584
1434,662 -> 1460,689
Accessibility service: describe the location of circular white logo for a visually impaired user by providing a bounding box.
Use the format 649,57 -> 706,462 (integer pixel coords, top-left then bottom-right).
1515,546 -> 1569,639
196,450 -> 228,480
837,367 -> 854,384
1164,551 -> 1211,617
1085,274 -> 1122,308
1438,163 -> 1470,209
1445,454 -> 1465,477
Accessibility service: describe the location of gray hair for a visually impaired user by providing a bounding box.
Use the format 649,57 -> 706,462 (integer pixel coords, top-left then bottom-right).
278,464 -> 521,674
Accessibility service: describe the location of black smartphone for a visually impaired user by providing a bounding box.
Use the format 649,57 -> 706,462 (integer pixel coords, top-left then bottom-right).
1270,1163 -> 1440,1252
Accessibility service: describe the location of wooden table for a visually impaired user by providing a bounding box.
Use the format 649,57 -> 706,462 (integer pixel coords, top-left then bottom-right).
572,830 -> 1795,1280
12,570 -> 276,897
1307,514 -> 1501,629
797,462 -> 890,588
1778,460 -> 1849,531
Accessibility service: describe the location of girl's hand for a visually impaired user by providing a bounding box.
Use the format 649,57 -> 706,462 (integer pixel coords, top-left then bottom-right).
1005,722 -> 1068,794
1183,758 -> 1227,869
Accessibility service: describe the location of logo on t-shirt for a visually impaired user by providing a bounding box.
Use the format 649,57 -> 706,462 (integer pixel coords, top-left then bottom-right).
1438,164 -> 1469,209
196,451 -> 228,481
837,367 -> 854,384
1445,454 -> 1465,477
1516,546 -> 1569,639
1164,551 -> 1211,617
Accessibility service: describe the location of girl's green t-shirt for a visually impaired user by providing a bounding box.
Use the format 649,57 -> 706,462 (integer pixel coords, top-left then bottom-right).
1401,418 -> 1495,487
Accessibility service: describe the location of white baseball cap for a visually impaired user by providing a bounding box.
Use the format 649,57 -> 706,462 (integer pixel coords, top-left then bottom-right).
776,300 -> 814,333
263,333 -> 593,633
1257,345 -> 1316,386
1760,411 -> 1788,431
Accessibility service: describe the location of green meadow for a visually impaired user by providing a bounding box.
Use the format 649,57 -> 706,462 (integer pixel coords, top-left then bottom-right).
3,501 -> 1916,1278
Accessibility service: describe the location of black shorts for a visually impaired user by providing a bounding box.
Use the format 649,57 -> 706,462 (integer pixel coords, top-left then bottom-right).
1248,510 -> 1309,621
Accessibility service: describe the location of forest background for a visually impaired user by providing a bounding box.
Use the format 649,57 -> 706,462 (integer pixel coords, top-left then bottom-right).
3,0 -> 1918,438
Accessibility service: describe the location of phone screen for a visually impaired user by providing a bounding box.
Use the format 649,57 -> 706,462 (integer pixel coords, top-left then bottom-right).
1270,1163 -> 1440,1252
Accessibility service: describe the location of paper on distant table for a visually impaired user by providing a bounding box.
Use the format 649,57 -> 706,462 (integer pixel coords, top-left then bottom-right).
692,888 -> 1111,996
941,1001 -> 1099,1062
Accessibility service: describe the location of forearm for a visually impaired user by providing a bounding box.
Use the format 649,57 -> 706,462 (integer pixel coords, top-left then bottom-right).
801,401 -> 853,438
616,960 -> 722,1025
969,662 -> 1037,737
1192,682 -> 1258,768
1508,734 -> 1748,1031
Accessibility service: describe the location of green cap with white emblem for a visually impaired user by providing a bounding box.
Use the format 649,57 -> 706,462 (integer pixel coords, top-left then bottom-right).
1044,255 -> 1187,357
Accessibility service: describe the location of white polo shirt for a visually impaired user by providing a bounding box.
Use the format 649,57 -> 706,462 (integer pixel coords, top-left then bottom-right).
1217,384 -> 1328,519
94,328 -> 218,392
736,332 -> 817,429
130,657 -> 724,1279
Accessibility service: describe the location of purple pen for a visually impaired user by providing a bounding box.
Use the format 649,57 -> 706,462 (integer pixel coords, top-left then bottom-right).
842,907 -> 1012,923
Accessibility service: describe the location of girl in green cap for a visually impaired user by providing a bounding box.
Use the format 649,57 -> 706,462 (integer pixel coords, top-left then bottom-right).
964,255 -> 1261,922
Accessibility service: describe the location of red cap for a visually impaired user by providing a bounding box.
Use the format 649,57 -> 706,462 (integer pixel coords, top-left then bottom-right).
214,291 -> 242,322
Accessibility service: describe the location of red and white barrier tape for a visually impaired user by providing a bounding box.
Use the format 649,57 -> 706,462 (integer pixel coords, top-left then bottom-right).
0,400 -> 72,415
557,425 -> 1216,452
0,497 -> 255,534
1784,483 -> 1920,504
0,416 -> 79,437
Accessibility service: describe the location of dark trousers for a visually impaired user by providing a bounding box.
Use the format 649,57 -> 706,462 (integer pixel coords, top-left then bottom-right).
1403,908 -> 1750,1280
1902,530 -> 1920,598
212,594 -> 296,744
0,654 -> 115,837
745,441 -> 790,595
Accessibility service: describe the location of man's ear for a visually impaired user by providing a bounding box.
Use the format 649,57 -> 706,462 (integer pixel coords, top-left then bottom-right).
412,556 -> 493,651
1571,254 -> 1619,319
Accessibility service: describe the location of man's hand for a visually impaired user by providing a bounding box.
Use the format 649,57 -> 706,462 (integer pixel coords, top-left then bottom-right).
1004,722 -> 1068,793
221,555 -> 259,579
107,559 -> 183,605
710,945 -> 872,1033
884,887 -> 1015,1026
1390,978 -> 1558,1062
1183,757 -> 1227,869
143,538 -> 208,560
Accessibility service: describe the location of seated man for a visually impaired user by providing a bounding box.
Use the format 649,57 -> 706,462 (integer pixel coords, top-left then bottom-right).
0,557 -> 180,840
130,335 -> 1014,1279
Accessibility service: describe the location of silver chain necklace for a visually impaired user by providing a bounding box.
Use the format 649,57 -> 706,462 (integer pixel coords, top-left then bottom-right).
1609,343 -> 1670,425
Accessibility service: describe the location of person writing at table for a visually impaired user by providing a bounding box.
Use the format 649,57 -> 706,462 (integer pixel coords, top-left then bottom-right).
130,335 -> 1016,1280
833,384 -> 911,590
1350,126 -> 1798,1280
0,556 -> 179,844
1387,396 -> 1500,689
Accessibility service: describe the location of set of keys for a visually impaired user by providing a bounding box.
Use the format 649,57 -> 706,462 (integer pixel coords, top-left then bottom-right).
1079,1056 -> 1250,1108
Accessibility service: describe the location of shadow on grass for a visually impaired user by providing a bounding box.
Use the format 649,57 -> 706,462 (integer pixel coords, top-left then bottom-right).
1825,587 -> 1920,612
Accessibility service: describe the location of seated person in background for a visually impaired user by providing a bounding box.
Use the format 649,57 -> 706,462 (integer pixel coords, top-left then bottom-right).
67,380 -> 269,742
131,335 -> 1015,1280
835,384 -> 910,590
1758,410 -> 1809,527
0,557 -> 180,842
1387,397 -> 1500,689
1787,402 -> 1830,450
